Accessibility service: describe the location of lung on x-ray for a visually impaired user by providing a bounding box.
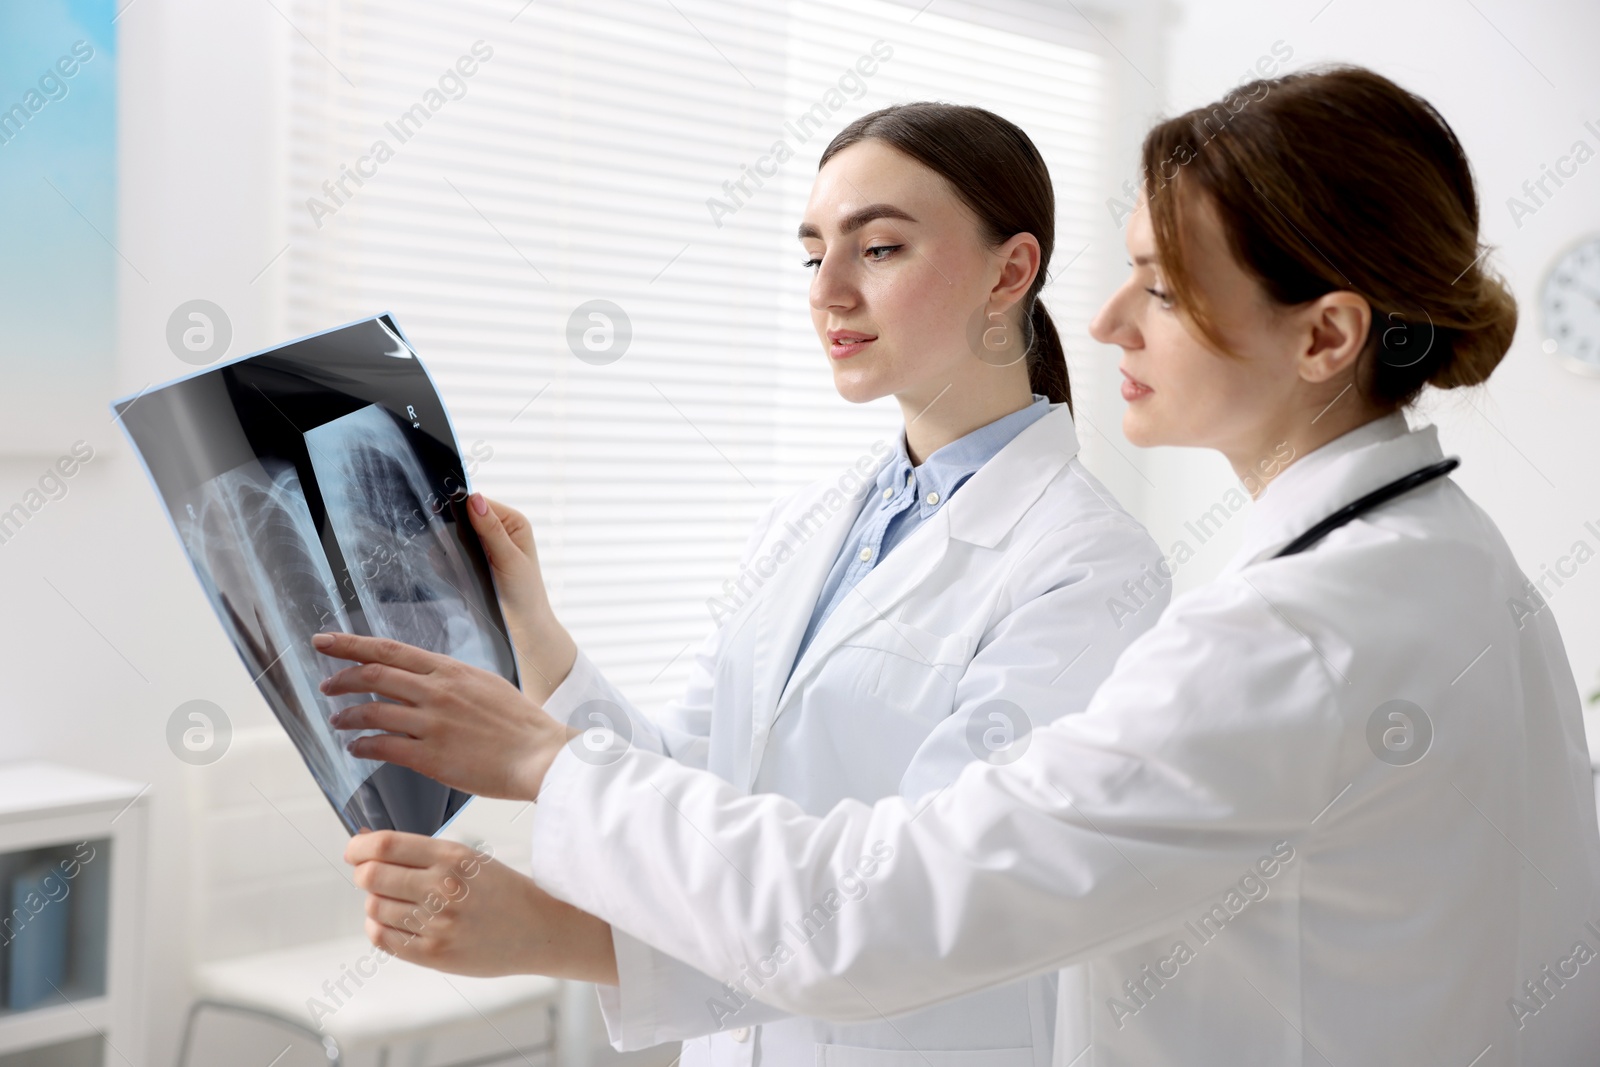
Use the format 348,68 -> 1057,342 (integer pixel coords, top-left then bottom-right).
113,314 -> 515,836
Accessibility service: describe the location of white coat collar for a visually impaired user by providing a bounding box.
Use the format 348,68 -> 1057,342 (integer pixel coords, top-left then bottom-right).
944,402 -> 1081,547
742,403 -> 1082,784
779,401 -> 1082,671
1221,411 -> 1448,574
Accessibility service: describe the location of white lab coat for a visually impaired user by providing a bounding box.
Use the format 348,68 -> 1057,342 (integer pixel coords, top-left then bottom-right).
540,403 -> 1167,1066
530,412 -> 1600,1065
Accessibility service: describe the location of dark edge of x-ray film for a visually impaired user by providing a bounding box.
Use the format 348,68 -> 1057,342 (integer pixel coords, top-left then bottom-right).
111,313 -> 516,837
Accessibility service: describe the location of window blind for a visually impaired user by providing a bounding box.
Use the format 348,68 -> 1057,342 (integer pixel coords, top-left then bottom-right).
282,0 -> 1107,710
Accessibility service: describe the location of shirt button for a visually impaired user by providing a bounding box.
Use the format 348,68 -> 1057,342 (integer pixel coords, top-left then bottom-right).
925,491 -> 940,506
732,1027 -> 752,1042
858,546 -> 873,563
882,487 -> 894,501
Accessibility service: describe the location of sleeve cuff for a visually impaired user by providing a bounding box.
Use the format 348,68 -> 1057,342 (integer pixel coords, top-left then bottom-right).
595,926 -> 793,1048
528,743 -> 584,887
593,927 -> 667,1049
540,647 -> 611,722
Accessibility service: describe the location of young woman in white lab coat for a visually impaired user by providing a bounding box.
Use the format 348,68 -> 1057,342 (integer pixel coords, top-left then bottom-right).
322,66 -> 1600,1064
322,103 -> 1165,1066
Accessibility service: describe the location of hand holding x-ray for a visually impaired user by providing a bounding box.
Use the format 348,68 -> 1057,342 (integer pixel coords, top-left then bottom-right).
459,492 -> 579,704
464,494 -> 549,635
114,314 -> 522,836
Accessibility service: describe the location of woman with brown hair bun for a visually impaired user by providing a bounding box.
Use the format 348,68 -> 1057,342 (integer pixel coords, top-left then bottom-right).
321,68 -> 1600,1065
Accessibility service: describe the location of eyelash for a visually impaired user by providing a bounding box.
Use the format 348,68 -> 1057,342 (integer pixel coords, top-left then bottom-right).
802,245 -> 902,270
1124,260 -> 1174,309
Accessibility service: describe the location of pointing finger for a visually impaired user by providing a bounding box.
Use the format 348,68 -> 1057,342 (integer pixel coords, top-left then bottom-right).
312,632 -> 446,675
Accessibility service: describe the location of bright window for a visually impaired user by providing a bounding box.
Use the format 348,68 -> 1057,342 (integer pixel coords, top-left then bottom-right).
284,0 -> 1106,708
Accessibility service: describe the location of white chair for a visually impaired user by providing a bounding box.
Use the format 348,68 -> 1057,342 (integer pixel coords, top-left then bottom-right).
176,728 -> 561,1066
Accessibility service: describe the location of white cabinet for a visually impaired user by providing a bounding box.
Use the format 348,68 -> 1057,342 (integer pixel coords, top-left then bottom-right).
0,763 -> 148,1067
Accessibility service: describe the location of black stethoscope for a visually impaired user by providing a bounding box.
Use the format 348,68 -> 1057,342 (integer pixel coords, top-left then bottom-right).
1270,457 -> 1460,559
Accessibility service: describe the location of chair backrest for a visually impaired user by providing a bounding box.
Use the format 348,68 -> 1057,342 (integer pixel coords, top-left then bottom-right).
184,727 -> 366,964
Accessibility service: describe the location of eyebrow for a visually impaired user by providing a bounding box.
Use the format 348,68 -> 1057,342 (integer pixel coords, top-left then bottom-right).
797,203 -> 917,241
1131,254 -> 1160,267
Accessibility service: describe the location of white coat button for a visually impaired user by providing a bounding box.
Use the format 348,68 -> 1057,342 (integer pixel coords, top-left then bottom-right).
925,491 -> 940,506
858,546 -> 873,563
731,1026 -> 751,1042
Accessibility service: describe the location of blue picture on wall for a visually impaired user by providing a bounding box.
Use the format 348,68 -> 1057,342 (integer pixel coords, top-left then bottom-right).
0,0 -> 117,455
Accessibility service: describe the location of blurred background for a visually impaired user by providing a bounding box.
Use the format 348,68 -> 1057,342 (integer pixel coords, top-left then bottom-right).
1,0 -> 1597,1063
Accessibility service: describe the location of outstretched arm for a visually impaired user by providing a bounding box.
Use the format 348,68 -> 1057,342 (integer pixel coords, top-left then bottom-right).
314,581 -> 1339,1022
521,586 -> 1339,1021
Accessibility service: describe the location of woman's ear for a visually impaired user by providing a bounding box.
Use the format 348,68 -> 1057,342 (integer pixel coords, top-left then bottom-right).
1298,290 -> 1371,384
990,231 -> 1042,309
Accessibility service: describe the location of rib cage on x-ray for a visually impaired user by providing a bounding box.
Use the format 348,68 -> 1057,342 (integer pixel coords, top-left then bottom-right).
178,459 -> 384,807
305,405 -> 497,674
117,315 -> 510,835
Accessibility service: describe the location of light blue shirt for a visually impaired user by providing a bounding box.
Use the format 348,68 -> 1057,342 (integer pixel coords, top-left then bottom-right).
789,394 -> 1053,676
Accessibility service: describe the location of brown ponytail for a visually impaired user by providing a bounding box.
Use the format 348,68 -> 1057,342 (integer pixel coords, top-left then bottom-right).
819,103 -> 1072,411
1140,65 -> 1515,410
1027,298 -> 1071,407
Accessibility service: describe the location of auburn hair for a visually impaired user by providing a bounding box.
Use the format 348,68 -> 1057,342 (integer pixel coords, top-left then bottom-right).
1141,65 -> 1516,409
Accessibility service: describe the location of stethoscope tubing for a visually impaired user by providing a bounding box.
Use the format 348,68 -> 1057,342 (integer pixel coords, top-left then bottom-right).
1270,457 -> 1461,559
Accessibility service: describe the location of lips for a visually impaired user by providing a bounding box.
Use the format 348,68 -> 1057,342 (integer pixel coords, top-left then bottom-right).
1120,367 -> 1152,402
828,328 -> 877,360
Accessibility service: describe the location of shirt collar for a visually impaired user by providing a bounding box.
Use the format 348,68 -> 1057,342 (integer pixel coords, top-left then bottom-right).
879,394 -> 1053,516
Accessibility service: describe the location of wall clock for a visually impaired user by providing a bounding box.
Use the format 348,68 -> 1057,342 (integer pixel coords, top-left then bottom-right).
1542,235 -> 1600,376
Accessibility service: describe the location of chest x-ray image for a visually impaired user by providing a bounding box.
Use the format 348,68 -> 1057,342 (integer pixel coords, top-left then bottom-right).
113,314 -> 517,836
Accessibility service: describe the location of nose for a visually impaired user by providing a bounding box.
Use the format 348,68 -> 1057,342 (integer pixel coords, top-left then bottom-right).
1089,282 -> 1140,351
809,248 -> 858,314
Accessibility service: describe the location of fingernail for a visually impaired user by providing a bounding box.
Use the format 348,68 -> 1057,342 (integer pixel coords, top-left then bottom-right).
312,632 -> 334,648
471,493 -> 488,516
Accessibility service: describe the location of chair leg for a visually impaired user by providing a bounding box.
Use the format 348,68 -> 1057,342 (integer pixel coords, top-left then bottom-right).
174,1000 -> 207,1067
174,999 -> 343,1067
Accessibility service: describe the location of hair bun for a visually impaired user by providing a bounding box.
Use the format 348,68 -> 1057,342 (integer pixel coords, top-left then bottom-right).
1427,264 -> 1518,391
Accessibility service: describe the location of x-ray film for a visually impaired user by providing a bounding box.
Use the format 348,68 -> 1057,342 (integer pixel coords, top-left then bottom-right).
112,314 -> 516,836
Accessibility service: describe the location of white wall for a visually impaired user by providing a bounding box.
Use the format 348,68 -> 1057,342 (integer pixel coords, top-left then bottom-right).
0,0 -> 292,1061
1120,0 -> 1600,724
